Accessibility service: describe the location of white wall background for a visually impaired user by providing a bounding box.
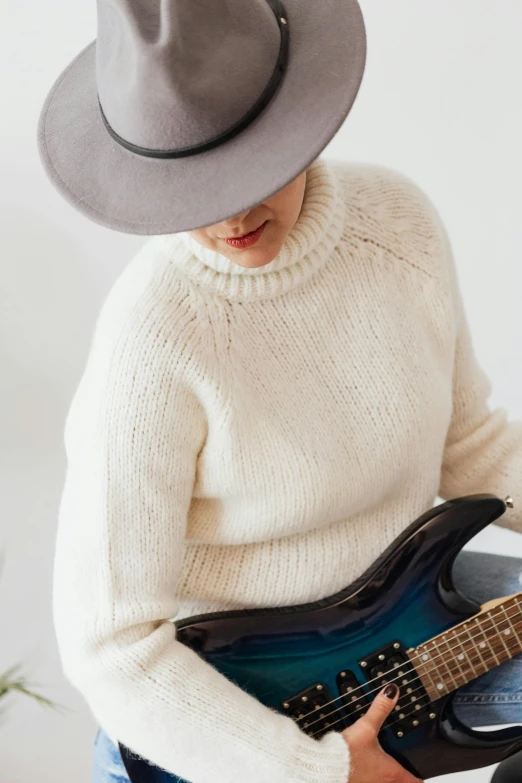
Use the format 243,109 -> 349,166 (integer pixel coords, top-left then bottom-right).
1,1 -> 521,781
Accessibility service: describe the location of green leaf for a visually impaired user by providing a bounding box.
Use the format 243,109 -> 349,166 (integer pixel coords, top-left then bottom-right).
0,549 -> 70,716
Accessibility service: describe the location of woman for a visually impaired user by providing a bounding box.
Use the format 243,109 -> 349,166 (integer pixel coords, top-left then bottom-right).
37,1 -> 522,782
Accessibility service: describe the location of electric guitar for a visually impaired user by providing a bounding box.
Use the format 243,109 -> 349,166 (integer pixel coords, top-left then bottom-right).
118,493 -> 522,782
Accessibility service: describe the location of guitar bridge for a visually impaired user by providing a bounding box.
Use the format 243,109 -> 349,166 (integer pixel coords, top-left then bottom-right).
359,641 -> 433,737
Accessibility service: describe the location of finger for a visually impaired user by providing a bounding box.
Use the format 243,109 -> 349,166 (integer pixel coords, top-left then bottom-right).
361,683 -> 400,734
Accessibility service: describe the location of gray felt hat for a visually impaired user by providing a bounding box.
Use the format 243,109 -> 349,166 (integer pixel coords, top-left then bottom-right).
36,0 -> 366,236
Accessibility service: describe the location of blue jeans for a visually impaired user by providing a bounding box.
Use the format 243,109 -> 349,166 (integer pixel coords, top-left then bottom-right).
92,551 -> 522,782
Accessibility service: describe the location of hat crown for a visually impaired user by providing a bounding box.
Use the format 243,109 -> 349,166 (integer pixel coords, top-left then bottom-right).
96,0 -> 283,151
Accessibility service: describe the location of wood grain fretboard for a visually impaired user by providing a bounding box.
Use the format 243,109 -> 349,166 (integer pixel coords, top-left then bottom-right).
408,593 -> 522,701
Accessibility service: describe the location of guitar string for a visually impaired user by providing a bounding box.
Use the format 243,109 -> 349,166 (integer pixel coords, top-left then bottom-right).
309,634 -> 510,739
337,628 -> 520,739
309,627 -> 521,739
298,600 -> 521,730
308,633 -> 520,738
306,608 -> 522,736
384,633 -> 515,733
300,602 -> 521,735
304,605 -> 521,734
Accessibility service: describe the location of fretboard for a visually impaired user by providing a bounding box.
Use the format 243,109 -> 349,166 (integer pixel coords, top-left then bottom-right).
408,593 -> 522,700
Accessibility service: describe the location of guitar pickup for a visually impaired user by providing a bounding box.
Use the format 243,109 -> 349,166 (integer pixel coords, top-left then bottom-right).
359,641 -> 432,737
281,682 -> 342,738
336,669 -> 369,724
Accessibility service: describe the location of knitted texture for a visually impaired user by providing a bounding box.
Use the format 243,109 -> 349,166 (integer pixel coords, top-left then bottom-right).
54,157 -> 522,783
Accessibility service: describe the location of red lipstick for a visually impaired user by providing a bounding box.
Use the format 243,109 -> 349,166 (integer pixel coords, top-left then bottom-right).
223,221 -> 268,249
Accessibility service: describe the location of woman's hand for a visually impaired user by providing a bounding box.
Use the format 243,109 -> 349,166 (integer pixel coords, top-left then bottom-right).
340,683 -> 424,783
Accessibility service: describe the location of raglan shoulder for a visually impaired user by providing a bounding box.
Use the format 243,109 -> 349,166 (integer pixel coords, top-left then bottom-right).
327,159 -> 451,281
78,234 -> 214,396
90,235 -> 198,352
63,235 -> 207,451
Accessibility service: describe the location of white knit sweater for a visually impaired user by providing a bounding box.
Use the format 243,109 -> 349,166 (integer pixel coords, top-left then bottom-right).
54,157 -> 522,783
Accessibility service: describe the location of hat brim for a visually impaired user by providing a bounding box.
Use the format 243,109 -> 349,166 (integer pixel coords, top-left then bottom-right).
37,0 -> 366,235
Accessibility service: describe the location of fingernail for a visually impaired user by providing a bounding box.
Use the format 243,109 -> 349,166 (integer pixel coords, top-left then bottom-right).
383,683 -> 399,699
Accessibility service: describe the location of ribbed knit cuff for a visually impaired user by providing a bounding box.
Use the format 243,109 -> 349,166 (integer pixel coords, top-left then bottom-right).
289,729 -> 351,783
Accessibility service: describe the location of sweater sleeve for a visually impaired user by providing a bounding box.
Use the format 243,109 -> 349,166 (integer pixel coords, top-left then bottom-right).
53,291 -> 351,783
436,218 -> 522,533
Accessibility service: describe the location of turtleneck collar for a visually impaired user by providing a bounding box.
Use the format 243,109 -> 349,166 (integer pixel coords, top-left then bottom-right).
158,157 -> 345,301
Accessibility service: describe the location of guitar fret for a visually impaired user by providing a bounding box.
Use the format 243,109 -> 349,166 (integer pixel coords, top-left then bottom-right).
502,603 -> 522,645
415,645 -> 445,698
474,616 -> 500,666
438,635 -> 460,689
513,596 -> 522,647
410,593 -> 522,701
507,598 -> 522,651
447,628 -> 468,685
462,622 -> 486,675
421,658 -> 437,693
489,609 -> 513,659
496,604 -> 519,659
426,639 -> 449,696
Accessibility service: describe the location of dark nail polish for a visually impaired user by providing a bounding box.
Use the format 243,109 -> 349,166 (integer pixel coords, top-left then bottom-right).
384,683 -> 399,699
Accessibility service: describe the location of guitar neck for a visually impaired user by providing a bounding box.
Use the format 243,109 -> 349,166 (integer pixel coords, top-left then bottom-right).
408,593 -> 522,701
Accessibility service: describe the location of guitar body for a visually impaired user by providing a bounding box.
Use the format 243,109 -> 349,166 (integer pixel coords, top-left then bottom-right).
119,494 -> 522,782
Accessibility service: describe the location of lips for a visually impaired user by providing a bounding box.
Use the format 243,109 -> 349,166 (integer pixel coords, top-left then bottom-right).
223,220 -> 268,249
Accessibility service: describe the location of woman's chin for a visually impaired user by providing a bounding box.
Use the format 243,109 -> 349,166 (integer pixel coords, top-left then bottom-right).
226,241 -> 280,269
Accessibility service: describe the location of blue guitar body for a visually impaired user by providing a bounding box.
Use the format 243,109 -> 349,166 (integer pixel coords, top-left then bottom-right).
118,494 -> 522,781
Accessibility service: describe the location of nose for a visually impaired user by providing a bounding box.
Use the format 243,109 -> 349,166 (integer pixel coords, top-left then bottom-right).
220,208 -> 251,228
